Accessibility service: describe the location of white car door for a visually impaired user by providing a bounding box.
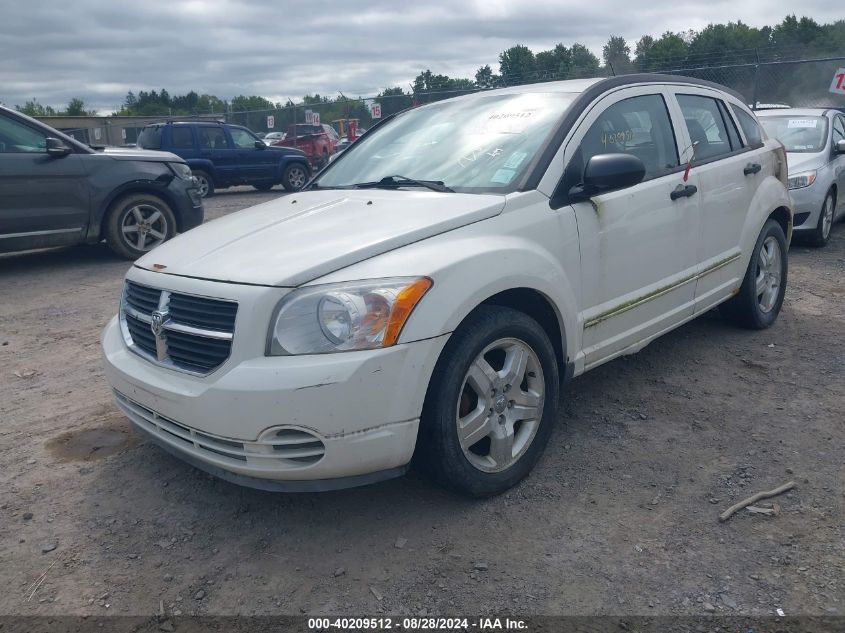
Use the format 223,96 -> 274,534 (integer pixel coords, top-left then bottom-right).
558,86 -> 701,369
669,89 -> 760,312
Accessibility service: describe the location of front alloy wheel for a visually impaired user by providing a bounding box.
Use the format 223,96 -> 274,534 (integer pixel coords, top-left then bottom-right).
457,338 -> 545,473
104,193 -> 177,260
812,191 -> 835,246
121,204 -> 169,252
282,164 -> 307,191
418,305 -> 559,497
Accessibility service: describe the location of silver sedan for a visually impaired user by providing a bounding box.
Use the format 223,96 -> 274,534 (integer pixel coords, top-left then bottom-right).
758,108 -> 845,246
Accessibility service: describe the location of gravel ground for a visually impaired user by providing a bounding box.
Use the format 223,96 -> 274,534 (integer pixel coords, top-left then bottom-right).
1,189 -> 843,618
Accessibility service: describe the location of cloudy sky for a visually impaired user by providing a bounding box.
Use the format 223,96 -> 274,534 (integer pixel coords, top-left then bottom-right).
1,0 -> 841,112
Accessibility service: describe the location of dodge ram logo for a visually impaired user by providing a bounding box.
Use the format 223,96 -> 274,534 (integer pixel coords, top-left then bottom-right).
150,310 -> 167,338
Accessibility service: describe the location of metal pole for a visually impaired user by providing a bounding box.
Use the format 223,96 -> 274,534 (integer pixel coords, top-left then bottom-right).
750,49 -> 760,111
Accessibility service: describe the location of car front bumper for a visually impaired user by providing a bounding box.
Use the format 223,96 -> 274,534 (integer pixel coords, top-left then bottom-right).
789,182 -> 825,232
102,315 -> 448,490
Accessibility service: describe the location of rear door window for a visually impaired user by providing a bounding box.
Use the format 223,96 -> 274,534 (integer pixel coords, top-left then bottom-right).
171,126 -> 195,149
199,127 -> 230,150
677,94 -> 740,161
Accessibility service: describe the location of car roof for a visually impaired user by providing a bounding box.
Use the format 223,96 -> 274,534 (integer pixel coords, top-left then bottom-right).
756,108 -> 832,118
442,73 -> 746,103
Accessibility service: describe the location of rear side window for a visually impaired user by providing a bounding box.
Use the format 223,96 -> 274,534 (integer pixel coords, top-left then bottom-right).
171,126 -> 195,149
137,126 -> 162,150
677,94 -> 739,161
732,106 -> 764,148
569,94 -> 679,182
199,127 -> 230,150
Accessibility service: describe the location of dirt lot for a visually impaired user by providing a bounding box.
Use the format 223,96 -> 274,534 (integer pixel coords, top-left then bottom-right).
1,188 -> 843,619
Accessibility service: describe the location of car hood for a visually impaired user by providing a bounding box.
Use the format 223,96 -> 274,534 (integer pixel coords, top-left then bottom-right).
264,144 -> 306,157
101,146 -> 182,162
785,151 -> 825,174
135,189 -> 505,287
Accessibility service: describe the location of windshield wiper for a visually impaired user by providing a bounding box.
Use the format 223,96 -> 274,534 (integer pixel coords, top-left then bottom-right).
352,175 -> 454,193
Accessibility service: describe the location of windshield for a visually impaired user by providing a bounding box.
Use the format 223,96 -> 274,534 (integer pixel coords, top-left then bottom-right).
759,115 -> 828,153
314,92 -> 577,193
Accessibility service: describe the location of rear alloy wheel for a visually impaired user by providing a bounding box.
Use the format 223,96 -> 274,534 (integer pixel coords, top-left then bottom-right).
418,306 -> 559,497
282,163 -> 308,191
811,190 -> 835,247
105,194 -> 176,260
192,170 -> 214,198
720,219 -> 787,329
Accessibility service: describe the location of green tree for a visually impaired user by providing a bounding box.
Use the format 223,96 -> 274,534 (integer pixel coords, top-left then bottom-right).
635,32 -> 688,71
475,64 -> 499,88
535,44 -> 572,80
499,44 -> 536,84
602,36 -> 632,74
771,15 -> 823,50
569,43 -> 601,77
687,21 -> 770,64
15,99 -> 57,116
64,98 -> 95,116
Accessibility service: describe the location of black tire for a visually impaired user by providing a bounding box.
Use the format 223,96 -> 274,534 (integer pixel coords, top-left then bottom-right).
253,182 -> 274,192
192,170 -> 214,198
281,163 -> 308,191
810,189 -> 835,247
104,193 -> 177,260
720,219 -> 787,329
417,305 -> 560,497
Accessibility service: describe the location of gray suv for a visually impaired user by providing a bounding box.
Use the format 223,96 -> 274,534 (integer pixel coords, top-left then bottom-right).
0,105 -> 203,259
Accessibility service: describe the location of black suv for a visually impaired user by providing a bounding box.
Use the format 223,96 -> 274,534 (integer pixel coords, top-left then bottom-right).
0,106 -> 203,259
137,121 -> 311,197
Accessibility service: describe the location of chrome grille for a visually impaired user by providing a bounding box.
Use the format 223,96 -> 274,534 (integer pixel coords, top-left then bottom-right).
120,281 -> 237,375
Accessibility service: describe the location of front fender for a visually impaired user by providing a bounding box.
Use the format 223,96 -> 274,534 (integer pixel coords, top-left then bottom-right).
310,204 -> 581,367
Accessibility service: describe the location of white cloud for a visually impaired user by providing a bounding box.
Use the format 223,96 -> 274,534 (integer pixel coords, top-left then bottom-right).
0,0 -> 841,111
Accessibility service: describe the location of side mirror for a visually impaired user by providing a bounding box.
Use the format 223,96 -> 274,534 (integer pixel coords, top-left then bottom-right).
46,137 -> 71,157
569,153 -> 645,200
254,140 -> 266,149
835,139 -> 845,154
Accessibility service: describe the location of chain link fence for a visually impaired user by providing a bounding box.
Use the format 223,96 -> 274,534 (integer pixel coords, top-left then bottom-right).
54,54 -> 845,143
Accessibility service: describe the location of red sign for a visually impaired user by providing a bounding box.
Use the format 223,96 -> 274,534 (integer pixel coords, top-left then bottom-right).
370,103 -> 382,119
830,68 -> 845,96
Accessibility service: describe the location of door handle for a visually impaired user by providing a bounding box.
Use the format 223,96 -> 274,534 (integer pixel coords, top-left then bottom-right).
670,185 -> 698,200
743,162 -> 762,176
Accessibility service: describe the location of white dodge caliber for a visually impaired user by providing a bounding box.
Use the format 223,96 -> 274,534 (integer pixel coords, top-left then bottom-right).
102,75 -> 792,497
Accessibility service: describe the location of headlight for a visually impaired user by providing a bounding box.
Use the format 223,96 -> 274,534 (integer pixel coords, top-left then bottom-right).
168,162 -> 194,180
268,277 -> 432,355
787,170 -> 817,190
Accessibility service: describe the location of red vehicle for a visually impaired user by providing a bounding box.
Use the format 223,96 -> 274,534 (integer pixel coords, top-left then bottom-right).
272,124 -> 334,168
